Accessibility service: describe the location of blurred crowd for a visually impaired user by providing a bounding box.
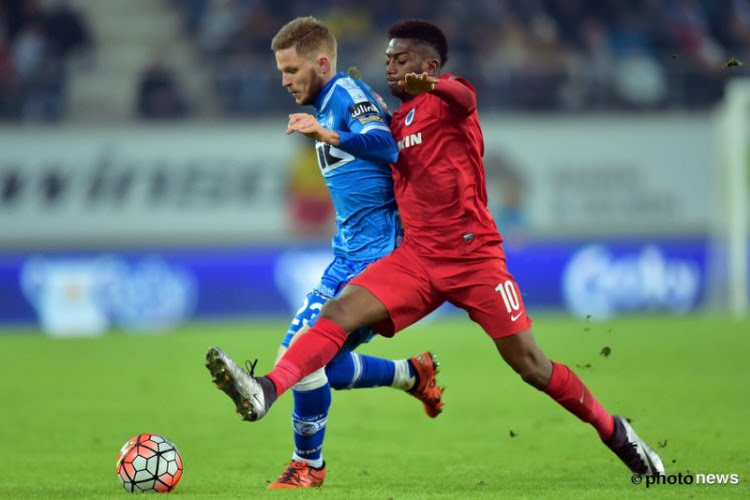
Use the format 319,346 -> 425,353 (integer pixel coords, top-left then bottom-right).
171,0 -> 750,114
0,0 -> 91,121
2,0 -> 750,121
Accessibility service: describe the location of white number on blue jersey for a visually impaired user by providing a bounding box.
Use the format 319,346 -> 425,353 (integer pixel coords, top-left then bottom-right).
315,142 -> 355,175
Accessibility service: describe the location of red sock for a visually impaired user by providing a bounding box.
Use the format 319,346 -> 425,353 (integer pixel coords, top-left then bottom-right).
543,361 -> 615,440
266,317 -> 348,397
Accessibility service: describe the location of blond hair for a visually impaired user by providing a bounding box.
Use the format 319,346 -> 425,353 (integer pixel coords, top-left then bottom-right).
271,16 -> 337,65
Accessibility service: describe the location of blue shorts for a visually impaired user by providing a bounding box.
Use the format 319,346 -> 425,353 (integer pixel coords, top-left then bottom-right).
280,256 -> 378,359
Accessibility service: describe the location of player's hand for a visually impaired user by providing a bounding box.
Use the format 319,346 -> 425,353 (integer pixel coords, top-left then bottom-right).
400,72 -> 438,96
286,113 -> 339,145
286,113 -> 323,137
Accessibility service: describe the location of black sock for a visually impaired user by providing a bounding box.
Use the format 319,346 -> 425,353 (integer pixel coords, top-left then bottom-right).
605,418 -> 625,448
407,358 -> 421,392
258,376 -> 278,405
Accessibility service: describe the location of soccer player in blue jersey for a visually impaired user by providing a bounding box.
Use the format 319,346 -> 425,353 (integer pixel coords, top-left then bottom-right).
205,17 -> 444,489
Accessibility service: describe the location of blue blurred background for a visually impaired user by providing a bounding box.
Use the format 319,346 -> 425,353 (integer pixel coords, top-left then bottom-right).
1,0 -> 748,336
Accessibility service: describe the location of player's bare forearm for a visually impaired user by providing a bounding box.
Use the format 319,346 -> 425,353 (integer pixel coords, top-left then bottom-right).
319,128 -> 340,145
286,113 -> 340,146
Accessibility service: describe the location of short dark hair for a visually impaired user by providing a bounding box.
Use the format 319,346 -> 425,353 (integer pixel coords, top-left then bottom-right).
387,19 -> 448,67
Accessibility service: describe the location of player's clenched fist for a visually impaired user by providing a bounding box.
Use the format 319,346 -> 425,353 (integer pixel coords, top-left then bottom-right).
400,72 -> 438,95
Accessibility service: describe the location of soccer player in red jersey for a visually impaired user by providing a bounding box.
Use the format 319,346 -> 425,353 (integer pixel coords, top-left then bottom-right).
206,19 -> 665,478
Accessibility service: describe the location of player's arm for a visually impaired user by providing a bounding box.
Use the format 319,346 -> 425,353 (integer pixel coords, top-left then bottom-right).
337,129 -> 398,164
402,72 -> 476,115
286,111 -> 398,164
286,113 -> 340,145
337,98 -> 398,164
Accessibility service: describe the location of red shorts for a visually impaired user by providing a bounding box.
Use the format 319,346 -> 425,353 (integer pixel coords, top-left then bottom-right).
350,242 -> 533,340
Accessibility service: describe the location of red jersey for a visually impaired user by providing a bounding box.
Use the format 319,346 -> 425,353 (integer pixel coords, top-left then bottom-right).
390,74 -> 502,258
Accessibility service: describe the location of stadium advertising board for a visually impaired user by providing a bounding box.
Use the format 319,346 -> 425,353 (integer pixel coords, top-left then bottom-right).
481,115 -> 715,237
0,125 -> 292,247
0,116 -> 714,247
0,240 -> 713,334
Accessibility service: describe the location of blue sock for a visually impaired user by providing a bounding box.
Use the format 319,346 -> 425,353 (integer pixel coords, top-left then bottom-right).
326,352 -> 416,389
291,383 -> 331,467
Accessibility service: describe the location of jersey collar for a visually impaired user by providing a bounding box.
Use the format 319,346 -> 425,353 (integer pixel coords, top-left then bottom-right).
314,72 -> 346,111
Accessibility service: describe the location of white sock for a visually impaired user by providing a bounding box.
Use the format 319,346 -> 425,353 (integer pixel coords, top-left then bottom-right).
391,359 -> 415,390
292,453 -> 324,469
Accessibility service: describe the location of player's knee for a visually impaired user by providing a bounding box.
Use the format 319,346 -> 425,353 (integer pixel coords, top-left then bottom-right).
324,351 -> 359,390
512,352 -> 551,389
319,298 -> 359,332
325,363 -> 349,390
518,367 -> 546,389
319,298 -> 345,323
292,368 -> 328,392
497,330 -> 552,389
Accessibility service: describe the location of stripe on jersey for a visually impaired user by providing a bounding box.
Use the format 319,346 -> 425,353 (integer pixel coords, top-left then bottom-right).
346,353 -> 363,388
337,77 -> 369,103
320,77 -> 369,110
360,123 -> 391,134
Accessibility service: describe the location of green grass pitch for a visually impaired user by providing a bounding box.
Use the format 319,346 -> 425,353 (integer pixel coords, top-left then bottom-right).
1,314 -> 749,499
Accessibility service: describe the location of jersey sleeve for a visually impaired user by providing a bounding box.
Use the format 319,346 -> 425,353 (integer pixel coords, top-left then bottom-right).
338,129 -> 398,164
342,90 -> 391,135
333,84 -> 398,164
432,76 -> 477,116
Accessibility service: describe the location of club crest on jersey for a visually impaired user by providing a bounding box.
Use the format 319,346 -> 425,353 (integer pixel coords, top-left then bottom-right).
405,107 -> 415,126
321,112 -> 334,128
398,132 -> 422,151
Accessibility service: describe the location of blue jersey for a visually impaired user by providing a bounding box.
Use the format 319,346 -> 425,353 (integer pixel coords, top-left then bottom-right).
312,73 -> 401,261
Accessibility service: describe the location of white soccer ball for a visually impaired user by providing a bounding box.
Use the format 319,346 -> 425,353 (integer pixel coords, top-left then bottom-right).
115,433 -> 183,493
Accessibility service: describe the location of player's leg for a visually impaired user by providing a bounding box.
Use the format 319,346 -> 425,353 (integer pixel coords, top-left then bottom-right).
493,328 -> 613,435
447,255 -> 664,476
325,329 -> 445,417
281,317 -> 443,411
264,244 -> 442,402
270,295 -> 331,488
265,283 -> 390,400
205,284 -> 391,421
206,245 -> 442,421
326,328 -> 411,389
205,251 -> 379,423
494,329 -> 664,476
269,253 -> 429,489
322,257 -> 437,398
271,324 -> 441,488
319,247 -> 445,416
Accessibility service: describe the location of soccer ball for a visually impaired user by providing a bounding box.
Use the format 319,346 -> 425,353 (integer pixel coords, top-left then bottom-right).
116,433 -> 183,493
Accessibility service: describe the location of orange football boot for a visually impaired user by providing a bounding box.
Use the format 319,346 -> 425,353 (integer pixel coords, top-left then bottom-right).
268,461 -> 326,489
407,352 -> 445,418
